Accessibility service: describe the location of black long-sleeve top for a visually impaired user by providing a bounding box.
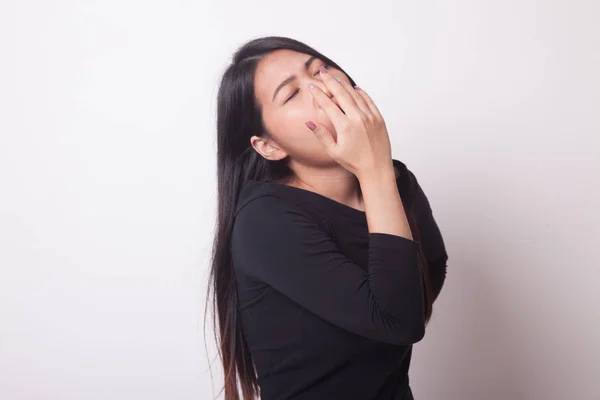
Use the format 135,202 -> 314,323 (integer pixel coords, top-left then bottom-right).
231,159 -> 448,400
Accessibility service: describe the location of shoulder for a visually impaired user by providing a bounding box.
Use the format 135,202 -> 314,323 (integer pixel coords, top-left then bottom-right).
231,182 -> 331,272
392,159 -> 424,209
235,180 -> 316,218
233,180 -> 327,235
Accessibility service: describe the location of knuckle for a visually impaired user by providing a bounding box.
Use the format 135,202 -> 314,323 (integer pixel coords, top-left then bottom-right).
350,112 -> 367,126
339,120 -> 352,132
353,110 -> 369,123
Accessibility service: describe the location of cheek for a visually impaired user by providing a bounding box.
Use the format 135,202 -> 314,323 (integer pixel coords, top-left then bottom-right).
269,98 -> 317,138
270,116 -> 331,160
289,94 -> 337,137
263,95 -> 337,159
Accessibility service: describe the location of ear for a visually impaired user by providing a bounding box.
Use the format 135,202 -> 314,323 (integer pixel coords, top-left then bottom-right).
250,135 -> 288,161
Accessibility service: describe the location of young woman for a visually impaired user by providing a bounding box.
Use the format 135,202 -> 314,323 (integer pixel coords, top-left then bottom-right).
207,36 -> 448,400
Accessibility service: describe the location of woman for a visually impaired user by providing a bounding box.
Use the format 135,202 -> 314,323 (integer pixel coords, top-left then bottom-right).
207,36 -> 448,400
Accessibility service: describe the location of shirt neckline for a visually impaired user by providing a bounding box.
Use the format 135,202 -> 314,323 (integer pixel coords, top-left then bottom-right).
259,179 -> 369,216
250,161 -> 403,219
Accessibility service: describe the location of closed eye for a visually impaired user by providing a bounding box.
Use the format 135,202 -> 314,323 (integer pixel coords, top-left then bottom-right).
284,89 -> 299,103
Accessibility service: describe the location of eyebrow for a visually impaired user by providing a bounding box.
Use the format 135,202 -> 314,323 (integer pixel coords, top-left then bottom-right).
271,56 -> 318,103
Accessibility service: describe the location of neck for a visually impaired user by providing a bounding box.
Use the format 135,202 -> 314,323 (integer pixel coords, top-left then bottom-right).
283,160 -> 365,212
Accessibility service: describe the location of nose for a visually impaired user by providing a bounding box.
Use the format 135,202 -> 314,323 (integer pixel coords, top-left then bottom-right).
310,78 -> 335,107
309,76 -> 333,98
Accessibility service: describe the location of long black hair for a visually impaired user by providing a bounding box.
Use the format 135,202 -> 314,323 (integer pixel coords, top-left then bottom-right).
205,35 -> 433,400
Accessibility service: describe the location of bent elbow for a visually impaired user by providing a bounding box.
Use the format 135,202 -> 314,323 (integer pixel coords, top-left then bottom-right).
395,318 -> 425,345
383,323 -> 425,346
396,305 -> 426,345
408,321 -> 426,344
380,311 -> 426,346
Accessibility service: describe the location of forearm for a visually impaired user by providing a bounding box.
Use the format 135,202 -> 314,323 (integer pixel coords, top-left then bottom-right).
359,165 -> 414,241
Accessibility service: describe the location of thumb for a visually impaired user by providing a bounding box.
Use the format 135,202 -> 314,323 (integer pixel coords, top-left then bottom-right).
305,121 -> 336,150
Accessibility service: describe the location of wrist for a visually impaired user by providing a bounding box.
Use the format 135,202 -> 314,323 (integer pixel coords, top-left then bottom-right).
357,164 -> 397,186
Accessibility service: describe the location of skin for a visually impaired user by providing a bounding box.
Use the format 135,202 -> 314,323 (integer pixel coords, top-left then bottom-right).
251,49 -> 367,211
251,49 -> 411,242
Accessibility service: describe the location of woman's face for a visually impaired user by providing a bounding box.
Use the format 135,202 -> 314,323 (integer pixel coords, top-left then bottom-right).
252,49 -> 349,168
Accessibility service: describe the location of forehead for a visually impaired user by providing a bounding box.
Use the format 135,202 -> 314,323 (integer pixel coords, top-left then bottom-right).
254,49 -> 312,106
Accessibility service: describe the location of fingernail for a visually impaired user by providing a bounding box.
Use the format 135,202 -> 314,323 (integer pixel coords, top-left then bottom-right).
319,66 -> 328,74
305,121 -> 317,131
334,76 -> 341,82
308,83 -> 315,89
354,85 -> 361,90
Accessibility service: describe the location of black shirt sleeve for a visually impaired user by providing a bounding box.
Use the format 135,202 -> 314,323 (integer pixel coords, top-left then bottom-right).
407,169 -> 448,302
231,195 -> 426,346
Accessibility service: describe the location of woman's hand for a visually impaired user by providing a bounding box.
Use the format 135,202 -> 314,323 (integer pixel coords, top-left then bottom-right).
305,67 -> 394,182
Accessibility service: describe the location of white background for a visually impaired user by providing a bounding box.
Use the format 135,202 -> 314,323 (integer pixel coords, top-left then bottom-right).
1,0 -> 599,399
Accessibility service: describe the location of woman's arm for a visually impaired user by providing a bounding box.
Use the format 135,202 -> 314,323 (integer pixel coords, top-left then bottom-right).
231,194 -> 426,346
359,166 -> 414,241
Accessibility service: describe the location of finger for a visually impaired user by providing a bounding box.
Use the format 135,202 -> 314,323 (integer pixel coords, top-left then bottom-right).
333,76 -> 372,117
305,120 -> 337,153
317,67 -> 363,120
308,83 -> 347,128
353,86 -> 383,121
